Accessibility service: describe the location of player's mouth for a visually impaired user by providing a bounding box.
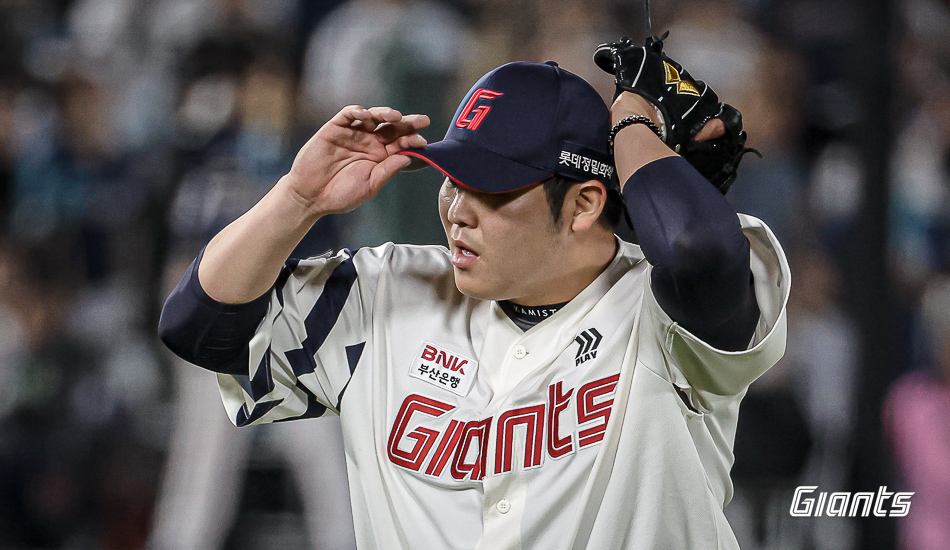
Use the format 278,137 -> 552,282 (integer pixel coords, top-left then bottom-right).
451,240 -> 479,269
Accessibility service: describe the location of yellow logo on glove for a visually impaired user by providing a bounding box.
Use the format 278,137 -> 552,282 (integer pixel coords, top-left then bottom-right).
663,62 -> 701,96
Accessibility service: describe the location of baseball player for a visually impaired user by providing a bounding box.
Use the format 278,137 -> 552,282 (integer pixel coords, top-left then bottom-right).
159,37 -> 789,549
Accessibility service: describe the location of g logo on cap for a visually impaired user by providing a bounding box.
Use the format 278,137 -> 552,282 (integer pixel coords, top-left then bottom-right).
455,88 -> 504,131
398,61 -> 613,194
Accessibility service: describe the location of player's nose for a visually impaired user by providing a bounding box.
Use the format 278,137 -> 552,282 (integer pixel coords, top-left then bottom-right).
447,187 -> 477,228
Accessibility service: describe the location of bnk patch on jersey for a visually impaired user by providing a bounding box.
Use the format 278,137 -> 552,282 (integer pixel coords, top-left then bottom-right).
409,342 -> 478,396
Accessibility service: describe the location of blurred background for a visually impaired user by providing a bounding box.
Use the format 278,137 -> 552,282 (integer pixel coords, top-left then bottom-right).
0,0 -> 947,548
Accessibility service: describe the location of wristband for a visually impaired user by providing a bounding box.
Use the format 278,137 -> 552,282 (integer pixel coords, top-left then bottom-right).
608,115 -> 664,154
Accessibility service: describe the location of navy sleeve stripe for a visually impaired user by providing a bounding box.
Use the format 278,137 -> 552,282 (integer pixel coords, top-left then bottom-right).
235,399 -> 283,427
274,257 -> 300,308
335,381 -> 351,412
273,381 -> 329,422
284,250 -> 359,377
335,341 -> 367,411
345,342 -> 366,375
234,372 -> 253,397
248,349 -> 276,401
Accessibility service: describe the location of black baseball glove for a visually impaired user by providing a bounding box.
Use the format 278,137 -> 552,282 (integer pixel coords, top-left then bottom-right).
593,34 -> 758,194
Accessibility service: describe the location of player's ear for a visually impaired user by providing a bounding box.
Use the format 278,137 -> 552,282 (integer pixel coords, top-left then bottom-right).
568,180 -> 607,232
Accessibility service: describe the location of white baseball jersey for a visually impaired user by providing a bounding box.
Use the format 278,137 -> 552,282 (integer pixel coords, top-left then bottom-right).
216,213 -> 790,549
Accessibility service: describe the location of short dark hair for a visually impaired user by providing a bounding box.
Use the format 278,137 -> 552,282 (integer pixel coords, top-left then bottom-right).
542,176 -> 624,230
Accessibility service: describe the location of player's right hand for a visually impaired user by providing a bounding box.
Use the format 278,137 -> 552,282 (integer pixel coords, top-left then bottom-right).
283,105 -> 430,217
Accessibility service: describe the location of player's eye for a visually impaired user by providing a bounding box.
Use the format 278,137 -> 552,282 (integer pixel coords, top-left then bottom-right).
478,186 -> 531,210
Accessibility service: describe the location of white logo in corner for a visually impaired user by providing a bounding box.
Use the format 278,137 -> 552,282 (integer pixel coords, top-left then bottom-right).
790,486 -> 913,518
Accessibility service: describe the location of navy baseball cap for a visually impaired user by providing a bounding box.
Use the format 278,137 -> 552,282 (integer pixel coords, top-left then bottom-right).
398,61 -> 615,193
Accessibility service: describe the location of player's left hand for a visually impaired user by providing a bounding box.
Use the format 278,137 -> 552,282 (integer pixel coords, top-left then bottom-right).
607,91 -> 727,187
594,35 -> 758,194
609,92 -> 725,141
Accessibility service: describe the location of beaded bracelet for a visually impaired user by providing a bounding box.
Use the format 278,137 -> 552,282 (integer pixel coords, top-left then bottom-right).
608,115 -> 664,154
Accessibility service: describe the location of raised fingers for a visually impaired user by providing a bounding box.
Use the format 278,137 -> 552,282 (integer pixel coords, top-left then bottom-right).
330,105 -> 372,127
327,105 -> 430,154
329,105 -> 403,131
337,105 -> 428,133
375,114 -> 431,143
385,133 -> 428,154
343,106 -> 405,132
366,106 -> 404,123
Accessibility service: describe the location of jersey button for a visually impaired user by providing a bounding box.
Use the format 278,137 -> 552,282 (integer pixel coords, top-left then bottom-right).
496,499 -> 511,514
513,345 -> 527,359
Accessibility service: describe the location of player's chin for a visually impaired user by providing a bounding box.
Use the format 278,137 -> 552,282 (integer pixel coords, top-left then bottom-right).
452,269 -> 505,301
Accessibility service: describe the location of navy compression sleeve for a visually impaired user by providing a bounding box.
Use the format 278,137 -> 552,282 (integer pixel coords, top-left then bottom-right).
158,250 -> 271,374
623,156 -> 759,351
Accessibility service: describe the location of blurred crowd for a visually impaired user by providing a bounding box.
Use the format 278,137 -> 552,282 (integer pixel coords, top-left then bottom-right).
0,0 -> 948,549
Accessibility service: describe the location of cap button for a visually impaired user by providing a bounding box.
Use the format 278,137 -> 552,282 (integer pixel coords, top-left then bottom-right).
544,61 -> 559,67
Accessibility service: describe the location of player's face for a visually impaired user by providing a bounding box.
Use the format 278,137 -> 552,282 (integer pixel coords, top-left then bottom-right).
438,178 -> 572,305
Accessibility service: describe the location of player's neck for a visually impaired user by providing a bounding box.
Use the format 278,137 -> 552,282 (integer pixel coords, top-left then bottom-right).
510,233 -> 617,307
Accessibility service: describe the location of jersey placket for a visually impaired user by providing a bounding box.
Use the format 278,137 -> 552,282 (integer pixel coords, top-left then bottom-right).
477,315 -> 545,549
476,294 -> 603,548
